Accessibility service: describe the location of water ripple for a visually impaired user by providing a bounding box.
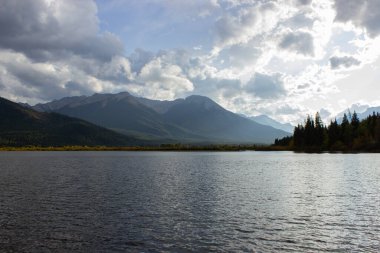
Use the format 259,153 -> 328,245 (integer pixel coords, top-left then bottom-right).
0,151 -> 379,252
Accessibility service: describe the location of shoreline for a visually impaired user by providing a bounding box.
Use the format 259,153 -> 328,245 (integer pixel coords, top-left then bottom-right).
1,145 -> 379,153
0,144 -> 292,152
0,145 -> 263,152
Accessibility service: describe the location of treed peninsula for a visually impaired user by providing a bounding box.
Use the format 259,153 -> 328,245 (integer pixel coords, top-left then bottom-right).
274,112 -> 380,153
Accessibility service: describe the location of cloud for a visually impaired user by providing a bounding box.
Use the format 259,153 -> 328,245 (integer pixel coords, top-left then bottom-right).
275,104 -> 301,115
129,49 -> 155,74
214,2 -> 279,49
0,0 -> 377,126
245,73 -> 286,99
109,0 -> 220,18
333,0 -> 380,37
0,0 -> 123,61
96,56 -> 134,83
285,12 -> 314,30
191,77 -> 241,99
279,31 -> 315,56
137,58 -> 194,100
330,55 -> 361,69
295,0 -> 313,6
0,50 -> 87,101
0,0 -> 132,102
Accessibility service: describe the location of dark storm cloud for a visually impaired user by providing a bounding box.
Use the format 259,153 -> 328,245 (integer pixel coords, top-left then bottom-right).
334,0 -> 380,37
0,0 -> 123,62
330,56 -> 361,69
245,73 -> 286,99
279,31 -> 314,56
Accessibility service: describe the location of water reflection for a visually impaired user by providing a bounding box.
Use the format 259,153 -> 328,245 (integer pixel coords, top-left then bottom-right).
0,151 -> 379,252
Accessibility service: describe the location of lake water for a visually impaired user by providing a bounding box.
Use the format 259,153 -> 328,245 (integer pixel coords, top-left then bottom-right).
0,151 -> 379,252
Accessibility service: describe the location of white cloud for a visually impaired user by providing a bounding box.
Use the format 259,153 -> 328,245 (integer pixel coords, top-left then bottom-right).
214,2 -> 281,50
137,58 -> 194,100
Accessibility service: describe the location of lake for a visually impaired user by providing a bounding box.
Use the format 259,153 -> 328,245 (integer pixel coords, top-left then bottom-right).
0,151 -> 379,252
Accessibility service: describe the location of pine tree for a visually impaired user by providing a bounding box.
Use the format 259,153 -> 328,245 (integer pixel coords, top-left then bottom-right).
328,119 -> 339,148
314,112 -> 324,146
341,113 -> 352,146
304,115 -> 314,146
293,124 -> 305,147
351,111 -> 360,138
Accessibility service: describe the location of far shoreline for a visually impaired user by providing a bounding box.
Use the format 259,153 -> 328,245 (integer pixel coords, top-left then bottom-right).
1,145 -> 379,153
0,145 -> 267,152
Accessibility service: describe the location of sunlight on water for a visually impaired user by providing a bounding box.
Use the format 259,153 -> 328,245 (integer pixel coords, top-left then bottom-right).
0,151 -> 379,252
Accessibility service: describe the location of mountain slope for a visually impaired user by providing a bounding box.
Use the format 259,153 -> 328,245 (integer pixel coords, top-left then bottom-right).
162,95 -> 289,143
32,92 -> 289,144
249,115 -> 294,133
0,97 -> 140,147
38,92 -> 202,141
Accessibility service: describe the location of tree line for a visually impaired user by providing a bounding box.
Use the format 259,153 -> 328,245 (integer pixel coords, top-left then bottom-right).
274,111 -> 380,152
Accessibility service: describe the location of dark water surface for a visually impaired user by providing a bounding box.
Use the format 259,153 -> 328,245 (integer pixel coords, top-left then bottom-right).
0,151 -> 379,252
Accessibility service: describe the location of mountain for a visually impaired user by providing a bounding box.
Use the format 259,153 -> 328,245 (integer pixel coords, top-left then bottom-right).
0,97 -> 141,147
135,97 -> 183,114
356,106 -> 380,119
160,95 -> 289,143
32,92 -> 290,144
249,115 -> 294,133
336,106 -> 380,123
35,92 -> 202,142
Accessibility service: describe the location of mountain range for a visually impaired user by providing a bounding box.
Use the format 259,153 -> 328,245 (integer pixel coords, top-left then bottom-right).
29,92 -> 289,144
335,106 -> 380,124
0,97 -> 140,147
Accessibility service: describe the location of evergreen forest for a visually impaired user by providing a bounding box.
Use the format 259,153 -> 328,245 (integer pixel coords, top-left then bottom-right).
274,112 -> 380,152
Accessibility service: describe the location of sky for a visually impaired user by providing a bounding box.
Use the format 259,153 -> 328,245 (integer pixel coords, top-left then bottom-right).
1,0 -> 380,124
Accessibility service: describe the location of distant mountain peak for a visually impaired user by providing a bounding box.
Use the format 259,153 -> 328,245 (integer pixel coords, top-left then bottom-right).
111,91 -> 132,100
184,95 -> 222,111
185,95 -> 213,102
336,105 -> 380,123
249,114 -> 294,133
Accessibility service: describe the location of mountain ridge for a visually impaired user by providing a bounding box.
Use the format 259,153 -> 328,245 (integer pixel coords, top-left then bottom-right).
335,106 -> 380,124
31,92 -> 289,144
0,96 -> 142,147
